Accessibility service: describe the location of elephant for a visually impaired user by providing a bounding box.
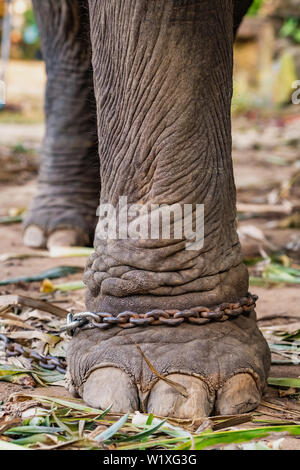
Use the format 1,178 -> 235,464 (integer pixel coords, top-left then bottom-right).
25,0 -> 270,418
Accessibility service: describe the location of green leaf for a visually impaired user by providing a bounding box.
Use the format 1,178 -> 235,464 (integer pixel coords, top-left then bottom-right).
263,263 -> 300,284
49,247 -> 94,258
52,412 -> 74,437
94,414 -> 129,442
249,276 -> 274,287
4,426 -> 63,436
146,414 -> 154,426
193,425 -> 300,450
12,434 -> 60,446
0,215 -> 23,225
280,18 -> 298,38
278,330 -> 300,341
0,362 -> 65,387
20,394 -> 105,415
294,28 -> 300,43
50,281 -> 85,292
0,251 -> 48,262
247,0 -> 263,16
0,439 -> 29,450
118,424 -> 300,451
0,266 -> 83,286
250,263 -> 300,286
95,404 -> 113,420
268,377 -> 300,389
119,419 -> 167,443
0,364 -> 32,376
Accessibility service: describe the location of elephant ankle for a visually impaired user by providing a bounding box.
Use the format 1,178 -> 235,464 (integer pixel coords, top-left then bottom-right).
84,239 -> 249,314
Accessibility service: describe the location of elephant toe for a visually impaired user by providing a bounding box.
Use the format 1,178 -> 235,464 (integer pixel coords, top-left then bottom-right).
47,229 -> 89,249
215,373 -> 261,415
82,367 -> 139,413
24,225 -> 47,249
147,374 -> 213,419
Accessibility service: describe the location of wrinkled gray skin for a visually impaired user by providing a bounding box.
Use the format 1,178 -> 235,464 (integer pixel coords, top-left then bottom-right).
26,0 -> 270,418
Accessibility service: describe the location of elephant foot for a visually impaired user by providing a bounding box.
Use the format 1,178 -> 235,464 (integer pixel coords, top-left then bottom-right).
23,225 -> 47,249
24,226 -> 90,249
23,143 -> 100,249
67,313 -> 270,418
23,184 -> 99,249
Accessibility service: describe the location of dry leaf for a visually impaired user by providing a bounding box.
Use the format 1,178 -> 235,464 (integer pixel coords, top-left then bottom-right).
5,331 -> 61,347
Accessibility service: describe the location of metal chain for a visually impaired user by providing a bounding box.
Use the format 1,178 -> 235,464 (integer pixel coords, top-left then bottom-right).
0,335 -> 67,373
0,294 -> 257,368
62,293 -> 258,337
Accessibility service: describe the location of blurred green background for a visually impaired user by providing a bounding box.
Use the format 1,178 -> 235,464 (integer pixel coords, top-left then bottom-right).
0,0 -> 40,60
0,0 -> 300,113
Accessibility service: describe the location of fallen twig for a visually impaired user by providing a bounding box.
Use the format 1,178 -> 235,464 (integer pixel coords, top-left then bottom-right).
0,295 -> 68,318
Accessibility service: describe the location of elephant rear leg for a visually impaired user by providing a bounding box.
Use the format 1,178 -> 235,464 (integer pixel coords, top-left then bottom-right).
24,0 -> 99,249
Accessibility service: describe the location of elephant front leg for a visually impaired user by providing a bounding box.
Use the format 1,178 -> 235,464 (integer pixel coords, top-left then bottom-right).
24,0 -> 100,249
67,0 -> 270,417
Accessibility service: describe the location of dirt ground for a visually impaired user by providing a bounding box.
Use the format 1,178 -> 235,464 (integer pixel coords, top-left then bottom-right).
0,61 -> 300,449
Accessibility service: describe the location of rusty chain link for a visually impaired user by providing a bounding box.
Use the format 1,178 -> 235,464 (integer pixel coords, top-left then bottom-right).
0,294 -> 258,369
0,335 -> 67,373
62,292 -> 258,337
